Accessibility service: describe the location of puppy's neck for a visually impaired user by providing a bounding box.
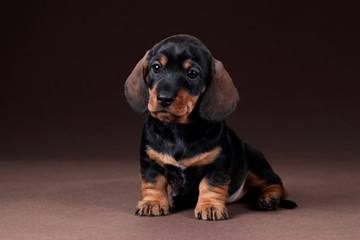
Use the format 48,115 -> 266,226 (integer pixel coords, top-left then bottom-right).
146,114 -> 223,139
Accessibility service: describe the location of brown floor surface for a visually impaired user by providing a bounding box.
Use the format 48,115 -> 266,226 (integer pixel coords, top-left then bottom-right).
1,149 -> 359,240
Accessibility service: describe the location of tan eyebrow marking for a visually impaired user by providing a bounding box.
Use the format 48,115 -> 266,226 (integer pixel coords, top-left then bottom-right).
183,60 -> 192,69
159,56 -> 167,66
145,147 -> 222,168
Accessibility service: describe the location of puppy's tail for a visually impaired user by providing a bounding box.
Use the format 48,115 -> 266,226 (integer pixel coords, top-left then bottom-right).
279,199 -> 298,209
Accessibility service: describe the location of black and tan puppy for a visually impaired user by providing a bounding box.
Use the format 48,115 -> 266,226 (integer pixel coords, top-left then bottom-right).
125,34 -> 297,221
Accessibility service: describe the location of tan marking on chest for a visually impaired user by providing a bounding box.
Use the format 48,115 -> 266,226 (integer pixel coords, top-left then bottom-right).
146,148 -> 178,167
180,147 -> 221,167
145,146 -> 222,168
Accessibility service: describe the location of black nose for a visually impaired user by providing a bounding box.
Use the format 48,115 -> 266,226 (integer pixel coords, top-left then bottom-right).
157,93 -> 174,107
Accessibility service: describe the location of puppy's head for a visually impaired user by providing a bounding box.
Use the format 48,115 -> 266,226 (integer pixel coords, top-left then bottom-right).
124,34 -> 239,123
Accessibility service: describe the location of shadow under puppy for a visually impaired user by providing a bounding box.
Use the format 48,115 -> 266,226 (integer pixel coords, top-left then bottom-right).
125,34 -> 297,221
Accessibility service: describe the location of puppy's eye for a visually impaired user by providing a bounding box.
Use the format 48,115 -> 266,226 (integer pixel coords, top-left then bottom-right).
152,64 -> 162,73
187,69 -> 199,79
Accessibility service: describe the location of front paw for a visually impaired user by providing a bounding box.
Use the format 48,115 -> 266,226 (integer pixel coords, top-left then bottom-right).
195,204 -> 228,221
135,200 -> 169,217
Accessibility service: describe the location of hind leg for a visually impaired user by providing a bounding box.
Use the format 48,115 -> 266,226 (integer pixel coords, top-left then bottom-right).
257,183 -> 283,210
245,171 -> 283,210
244,143 -> 286,210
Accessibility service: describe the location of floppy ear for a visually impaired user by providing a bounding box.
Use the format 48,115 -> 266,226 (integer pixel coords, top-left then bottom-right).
124,51 -> 150,114
199,59 -> 240,122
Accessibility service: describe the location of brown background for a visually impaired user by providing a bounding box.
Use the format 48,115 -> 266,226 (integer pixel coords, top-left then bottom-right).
1,1 -> 359,161
1,1 -> 360,239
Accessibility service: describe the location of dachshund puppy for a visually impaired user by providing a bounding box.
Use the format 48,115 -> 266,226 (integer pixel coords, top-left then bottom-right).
125,34 -> 297,221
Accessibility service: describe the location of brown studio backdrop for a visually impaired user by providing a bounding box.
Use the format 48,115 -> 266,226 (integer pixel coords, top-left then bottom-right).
1,1 -> 359,160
